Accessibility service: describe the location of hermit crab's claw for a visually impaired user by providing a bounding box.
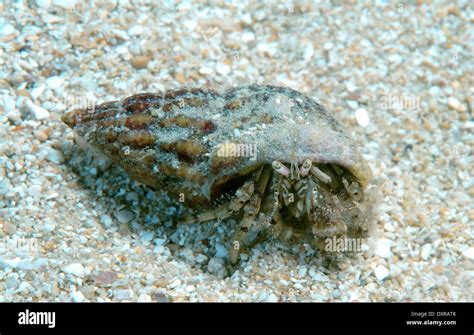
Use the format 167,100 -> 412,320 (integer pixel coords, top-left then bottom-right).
342,178 -> 363,202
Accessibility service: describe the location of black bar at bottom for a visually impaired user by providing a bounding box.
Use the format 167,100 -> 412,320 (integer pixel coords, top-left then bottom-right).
0,302 -> 471,331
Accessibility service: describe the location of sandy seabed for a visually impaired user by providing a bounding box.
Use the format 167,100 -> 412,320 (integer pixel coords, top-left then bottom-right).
0,1 -> 472,302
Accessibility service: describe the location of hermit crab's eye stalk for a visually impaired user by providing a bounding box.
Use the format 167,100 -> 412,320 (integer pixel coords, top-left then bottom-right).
300,159 -> 312,176
272,160 -> 290,177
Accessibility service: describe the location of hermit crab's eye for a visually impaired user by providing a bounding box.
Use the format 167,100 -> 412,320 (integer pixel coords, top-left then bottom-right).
300,159 -> 312,176
272,160 -> 290,177
351,183 -> 363,202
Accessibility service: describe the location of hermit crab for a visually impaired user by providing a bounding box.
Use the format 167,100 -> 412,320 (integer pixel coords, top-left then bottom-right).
62,85 -> 372,265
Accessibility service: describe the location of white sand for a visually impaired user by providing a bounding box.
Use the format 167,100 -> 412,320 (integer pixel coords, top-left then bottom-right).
0,1 -> 472,302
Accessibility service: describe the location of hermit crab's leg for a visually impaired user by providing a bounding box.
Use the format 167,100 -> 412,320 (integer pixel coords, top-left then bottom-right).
310,165 -> 331,184
255,164 -> 272,195
268,211 -> 286,240
305,178 -> 317,220
228,165 -> 273,264
268,209 -> 307,244
247,172 -> 297,248
181,179 -> 255,224
261,172 -> 284,227
246,177 -> 281,243
228,192 -> 262,264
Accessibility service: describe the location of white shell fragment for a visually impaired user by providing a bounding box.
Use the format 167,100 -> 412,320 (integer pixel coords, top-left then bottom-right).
26,100 -> 50,120
355,108 -> 370,127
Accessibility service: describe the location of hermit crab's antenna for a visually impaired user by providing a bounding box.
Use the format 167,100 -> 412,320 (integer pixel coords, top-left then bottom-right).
290,161 -> 300,180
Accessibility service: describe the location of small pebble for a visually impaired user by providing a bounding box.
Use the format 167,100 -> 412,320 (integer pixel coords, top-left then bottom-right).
81,286 -> 95,300
0,24 -> 16,36
141,231 -> 154,243
128,25 -> 144,36
130,55 -> 151,69
215,243 -> 228,258
241,32 -> 255,43
208,257 -> 225,275
10,71 -> 25,85
347,100 -> 358,109
311,293 -> 327,301
199,67 -> 213,75
374,265 -> 390,281
44,147 -> 64,163
375,238 -> 392,259
421,244 -> 432,261
34,130 -> 49,142
138,293 -> 152,302
100,214 -> 113,227
3,222 -> 17,235
93,271 -> 118,286
70,291 -> 85,303
116,210 -> 134,224
26,100 -> 50,120
169,279 -> 181,289
28,184 -> 43,198
115,289 -> 133,301
355,108 -> 370,127
42,221 -> 56,233
45,76 -> 64,90
216,64 -> 231,76
195,254 -> 208,263
18,282 -> 30,293
462,247 -> 474,260
345,82 -> 358,93
267,294 -> 278,302
52,0 -> 77,9
447,97 -> 466,112
62,263 -> 85,277
3,96 -> 16,112
298,267 -> 308,278
175,73 -> 186,84
154,291 -> 172,303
